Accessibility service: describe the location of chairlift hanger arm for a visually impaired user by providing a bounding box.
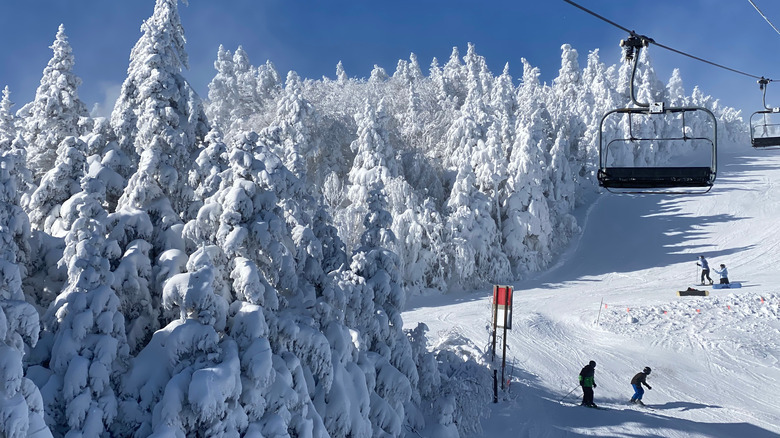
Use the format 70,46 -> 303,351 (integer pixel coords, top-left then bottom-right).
621,35 -> 650,108
757,77 -> 779,111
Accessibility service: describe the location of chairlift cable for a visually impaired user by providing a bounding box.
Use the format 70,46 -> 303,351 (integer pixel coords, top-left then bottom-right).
562,0 -> 772,82
747,0 -> 780,38
562,0 -> 636,37
650,40 -> 765,81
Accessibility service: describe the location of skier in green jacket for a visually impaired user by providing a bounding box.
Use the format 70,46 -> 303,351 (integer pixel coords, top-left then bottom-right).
579,360 -> 597,407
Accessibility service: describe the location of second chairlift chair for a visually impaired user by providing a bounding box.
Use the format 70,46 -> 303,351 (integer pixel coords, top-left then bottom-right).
750,77 -> 780,149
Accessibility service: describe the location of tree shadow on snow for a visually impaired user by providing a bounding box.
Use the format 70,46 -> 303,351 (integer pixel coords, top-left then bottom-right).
525,195 -> 755,287
515,151 -> 779,289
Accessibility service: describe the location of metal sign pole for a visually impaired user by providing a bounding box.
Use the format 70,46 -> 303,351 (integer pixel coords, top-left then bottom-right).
492,285 -> 499,402
491,285 -> 498,362
500,286 -> 512,390
501,303 -> 508,390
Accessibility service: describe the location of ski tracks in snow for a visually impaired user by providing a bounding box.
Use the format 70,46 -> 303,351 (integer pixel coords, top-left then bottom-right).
596,291 -> 780,431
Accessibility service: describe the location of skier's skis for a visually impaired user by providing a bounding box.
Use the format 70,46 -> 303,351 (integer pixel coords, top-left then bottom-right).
563,401 -> 610,410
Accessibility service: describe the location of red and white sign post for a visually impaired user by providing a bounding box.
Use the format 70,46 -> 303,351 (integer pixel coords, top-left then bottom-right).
491,285 -> 513,402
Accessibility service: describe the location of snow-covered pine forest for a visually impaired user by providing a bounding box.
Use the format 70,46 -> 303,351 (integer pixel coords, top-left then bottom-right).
0,0 -> 748,437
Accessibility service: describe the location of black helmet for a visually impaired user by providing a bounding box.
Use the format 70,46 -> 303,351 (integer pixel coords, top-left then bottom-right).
589,360 -> 596,367
644,367 -> 651,374
720,264 -> 725,267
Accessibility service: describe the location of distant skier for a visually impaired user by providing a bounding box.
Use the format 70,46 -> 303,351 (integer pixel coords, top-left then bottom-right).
629,367 -> 653,405
697,256 -> 713,285
579,360 -> 598,407
713,263 -> 729,285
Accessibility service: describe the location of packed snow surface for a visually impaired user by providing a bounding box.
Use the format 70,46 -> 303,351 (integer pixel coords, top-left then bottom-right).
404,147 -> 780,437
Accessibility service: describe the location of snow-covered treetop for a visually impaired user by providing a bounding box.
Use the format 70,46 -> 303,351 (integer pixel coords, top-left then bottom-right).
0,86 -> 14,148
23,24 -> 89,180
131,0 -> 189,74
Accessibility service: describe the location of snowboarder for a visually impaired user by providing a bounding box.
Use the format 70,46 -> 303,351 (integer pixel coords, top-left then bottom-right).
579,360 -> 597,407
697,256 -> 713,285
629,367 -> 652,405
713,263 -> 729,284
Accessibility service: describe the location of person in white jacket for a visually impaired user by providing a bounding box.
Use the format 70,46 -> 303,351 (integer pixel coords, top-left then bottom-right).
713,263 -> 729,285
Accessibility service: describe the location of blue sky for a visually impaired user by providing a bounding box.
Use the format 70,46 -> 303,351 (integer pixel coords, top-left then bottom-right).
2,0 -> 780,118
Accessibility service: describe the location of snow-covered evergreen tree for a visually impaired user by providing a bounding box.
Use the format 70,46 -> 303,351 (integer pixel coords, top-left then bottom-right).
344,99 -> 400,252
578,49 -> 615,192
205,45 -> 237,133
106,210 -> 156,354
491,63 -> 518,157
546,134 -> 579,252
0,87 -> 33,201
403,323 -> 440,433
188,126 -> 228,214
349,184 -> 416,437
0,153 -> 51,438
25,137 -> 87,235
549,44 -> 589,200
78,118 -> 127,212
117,248 -> 241,437
262,70 -> 319,181
0,86 -> 17,151
442,46 -> 467,107
39,177 -> 128,437
442,45 -> 491,170
184,129 -> 346,436
257,60 -> 283,105
227,46 -> 264,138
113,0 -> 208,220
503,108 -> 554,274
21,24 -> 89,184
109,0 -> 208,334
472,123 -> 507,229
446,162 -> 510,287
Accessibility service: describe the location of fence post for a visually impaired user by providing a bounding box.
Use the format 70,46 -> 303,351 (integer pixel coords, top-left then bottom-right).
596,298 -> 604,325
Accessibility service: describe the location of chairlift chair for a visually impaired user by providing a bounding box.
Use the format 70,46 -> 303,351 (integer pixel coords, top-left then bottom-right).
749,78 -> 780,149
597,35 -> 717,194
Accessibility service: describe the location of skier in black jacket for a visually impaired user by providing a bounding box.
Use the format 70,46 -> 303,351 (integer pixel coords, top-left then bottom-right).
579,360 -> 597,407
629,367 -> 652,405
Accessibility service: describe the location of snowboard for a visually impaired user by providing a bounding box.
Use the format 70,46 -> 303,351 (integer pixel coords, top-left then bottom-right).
677,287 -> 708,296
713,282 -> 741,289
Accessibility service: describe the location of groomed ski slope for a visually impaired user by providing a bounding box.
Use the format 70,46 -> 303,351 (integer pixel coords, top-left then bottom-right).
403,147 -> 780,438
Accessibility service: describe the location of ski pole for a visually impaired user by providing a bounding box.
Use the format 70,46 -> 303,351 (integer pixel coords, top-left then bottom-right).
557,385 -> 580,403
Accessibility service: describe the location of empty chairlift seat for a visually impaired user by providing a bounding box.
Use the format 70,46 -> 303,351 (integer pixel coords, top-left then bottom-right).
749,78 -> 780,149
597,106 -> 718,194
596,34 -> 718,194
750,110 -> 780,148
598,166 -> 715,189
